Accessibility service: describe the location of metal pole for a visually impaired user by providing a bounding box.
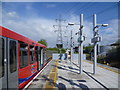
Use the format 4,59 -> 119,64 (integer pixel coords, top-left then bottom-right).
78,32 -> 80,65
70,30 -> 73,64
67,35 -> 69,49
79,14 -> 83,74
93,14 -> 97,74
67,36 -> 69,61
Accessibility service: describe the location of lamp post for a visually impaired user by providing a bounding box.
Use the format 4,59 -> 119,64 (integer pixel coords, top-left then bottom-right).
64,34 -> 69,61
68,23 -> 74,64
92,14 -> 108,75
79,14 -> 84,74
70,30 -> 73,64
68,14 -> 85,74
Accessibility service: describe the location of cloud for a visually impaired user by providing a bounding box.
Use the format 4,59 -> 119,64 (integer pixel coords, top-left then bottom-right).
2,11 -> 19,21
2,10 -> 118,48
2,11 -> 57,47
99,19 -> 118,45
7,11 -> 17,17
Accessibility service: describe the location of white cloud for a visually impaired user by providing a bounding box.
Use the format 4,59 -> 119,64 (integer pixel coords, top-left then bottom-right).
2,11 -> 57,47
99,19 -> 118,45
7,11 -> 19,18
2,10 -> 118,48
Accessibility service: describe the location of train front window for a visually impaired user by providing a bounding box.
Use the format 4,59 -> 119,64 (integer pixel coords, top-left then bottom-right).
9,40 -> 17,73
0,38 -> 4,78
20,43 -> 28,68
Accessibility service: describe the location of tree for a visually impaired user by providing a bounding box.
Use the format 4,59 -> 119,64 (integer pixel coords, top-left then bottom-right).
84,44 -> 93,54
38,39 -> 47,47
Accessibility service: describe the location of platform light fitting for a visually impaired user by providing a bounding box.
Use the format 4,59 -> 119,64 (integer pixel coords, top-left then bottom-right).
101,24 -> 109,27
68,22 -> 75,25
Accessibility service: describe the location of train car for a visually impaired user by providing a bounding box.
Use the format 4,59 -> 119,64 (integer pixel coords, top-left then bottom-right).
0,26 -> 46,89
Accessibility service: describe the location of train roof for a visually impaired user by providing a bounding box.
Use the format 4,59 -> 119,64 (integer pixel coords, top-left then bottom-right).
0,26 -> 46,48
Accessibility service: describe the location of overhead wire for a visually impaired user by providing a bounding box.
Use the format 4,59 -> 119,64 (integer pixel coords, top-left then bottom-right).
64,3 -> 80,14
98,15 -> 118,23
85,3 -> 118,20
62,3 -> 80,20
59,2 -> 118,28
62,2 -> 90,20
74,2 -> 95,14
62,2 -> 117,22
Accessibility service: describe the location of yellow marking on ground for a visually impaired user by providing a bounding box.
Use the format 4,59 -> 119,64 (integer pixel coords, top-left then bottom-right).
44,60 -> 58,90
84,60 -> 120,74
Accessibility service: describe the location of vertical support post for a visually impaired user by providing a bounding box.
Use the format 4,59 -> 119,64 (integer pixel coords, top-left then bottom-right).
79,14 -> 83,74
93,14 -> 97,75
78,39 -> 80,65
67,36 -> 69,61
70,30 -> 73,64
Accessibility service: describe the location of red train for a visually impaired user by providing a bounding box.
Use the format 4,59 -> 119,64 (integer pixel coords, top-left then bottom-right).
0,26 -> 47,89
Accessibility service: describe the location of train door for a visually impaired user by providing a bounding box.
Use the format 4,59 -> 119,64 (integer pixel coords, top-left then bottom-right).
41,48 -> 44,66
37,47 -> 41,70
0,37 -> 18,89
37,47 -> 43,70
0,37 -> 7,89
8,38 -> 18,88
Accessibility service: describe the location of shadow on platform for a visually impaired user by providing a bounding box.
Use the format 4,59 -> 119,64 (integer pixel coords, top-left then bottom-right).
58,76 -> 89,90
57,66 -> 79,74
42,75 -> 89,89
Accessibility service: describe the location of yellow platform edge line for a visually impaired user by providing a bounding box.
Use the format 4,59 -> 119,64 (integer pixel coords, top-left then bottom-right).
44,59 -> 58,89
84,60 -> 120,74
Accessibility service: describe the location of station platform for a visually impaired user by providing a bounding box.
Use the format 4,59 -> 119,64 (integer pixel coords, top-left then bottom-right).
25,59 -> 120,90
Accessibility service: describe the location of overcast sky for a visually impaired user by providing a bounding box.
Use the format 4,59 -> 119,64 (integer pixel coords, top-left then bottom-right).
1,2 -> 119,48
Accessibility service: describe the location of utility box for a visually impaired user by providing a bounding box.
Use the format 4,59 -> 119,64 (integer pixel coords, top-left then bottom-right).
91,37 -> 101,43
78,36 -> 85,42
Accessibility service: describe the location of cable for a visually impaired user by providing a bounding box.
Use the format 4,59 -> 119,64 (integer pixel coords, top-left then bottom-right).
74,2 -> 95,14
98,15 -> 118,23
64,3 -> 80,14
63,3 -> 92,19
85,3 -> 118,20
